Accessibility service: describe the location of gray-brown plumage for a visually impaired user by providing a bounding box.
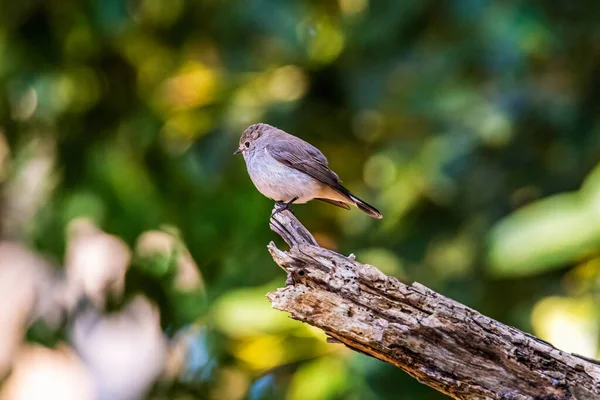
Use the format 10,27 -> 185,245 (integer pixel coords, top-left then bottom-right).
234,123 -> 382,219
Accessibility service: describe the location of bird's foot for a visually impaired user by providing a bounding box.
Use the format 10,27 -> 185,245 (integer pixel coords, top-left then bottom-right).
271,197 -> 298,218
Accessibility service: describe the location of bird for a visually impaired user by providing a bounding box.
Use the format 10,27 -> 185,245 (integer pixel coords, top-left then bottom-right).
234,123 -> 382,219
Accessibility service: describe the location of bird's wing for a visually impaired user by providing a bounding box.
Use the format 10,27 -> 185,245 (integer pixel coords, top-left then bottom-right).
266,137 -> 343,190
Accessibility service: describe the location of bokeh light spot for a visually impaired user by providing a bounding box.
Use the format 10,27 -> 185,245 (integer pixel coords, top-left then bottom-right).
471,105 -> 513,148
298,18 -> 345,65
338,0 -> 369,15
531,296 -> 598,357
234,335 -> 285,371
267,65 -> 308,102
288,357 -> 347,400
159,62 -> 218,111
364,154 -> 396,189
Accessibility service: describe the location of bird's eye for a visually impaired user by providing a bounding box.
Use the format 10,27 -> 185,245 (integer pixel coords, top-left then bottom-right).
244,141 -> 250,148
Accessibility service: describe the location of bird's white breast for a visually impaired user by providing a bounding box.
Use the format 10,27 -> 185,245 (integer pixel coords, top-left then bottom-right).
244,147 -> 321,203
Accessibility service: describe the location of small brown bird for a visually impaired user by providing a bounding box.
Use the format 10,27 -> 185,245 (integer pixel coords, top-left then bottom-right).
234,123 -> 382,219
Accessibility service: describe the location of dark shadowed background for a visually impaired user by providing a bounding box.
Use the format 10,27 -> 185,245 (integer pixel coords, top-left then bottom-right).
1,0 -> 600,399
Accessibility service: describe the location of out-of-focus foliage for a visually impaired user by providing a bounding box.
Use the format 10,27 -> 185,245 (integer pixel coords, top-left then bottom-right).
1,0 -> 600,399
488,164 -> 600,277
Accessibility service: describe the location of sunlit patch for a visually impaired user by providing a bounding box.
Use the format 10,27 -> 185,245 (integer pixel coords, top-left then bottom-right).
159,61 -> 219,111
53,74 -> 75,113
288,357 -> 347,400
267,65 -> 308,102
468,104 -> 513,148
531,296 -> 599,357
224,104 -> 265,133
224,80 -> 268,132
338,0 -> 368,15
297,17 -> 345,65
563,257 -> 600,296
581,162 -> 600,216
0,344 -> 95,400
487,192 -> 600,278
211,367 -> 250,400
224,67 -> 309,132
234,335 -> 286,371
211,282 -> 301,338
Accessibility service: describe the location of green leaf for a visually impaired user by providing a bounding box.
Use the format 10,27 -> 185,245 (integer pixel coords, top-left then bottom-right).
487,192 -> 600,277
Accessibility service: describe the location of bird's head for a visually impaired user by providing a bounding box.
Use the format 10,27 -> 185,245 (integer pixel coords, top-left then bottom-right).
234,123 -> 270,155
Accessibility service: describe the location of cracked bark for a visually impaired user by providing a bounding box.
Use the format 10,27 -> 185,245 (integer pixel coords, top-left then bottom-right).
266,209 -> 600,400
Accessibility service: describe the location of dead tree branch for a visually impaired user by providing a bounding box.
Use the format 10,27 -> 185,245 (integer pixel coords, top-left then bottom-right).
266,209 -> 600,400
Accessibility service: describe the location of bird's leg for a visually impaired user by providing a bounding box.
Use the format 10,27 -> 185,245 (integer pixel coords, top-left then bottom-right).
271,197 -> 299,217
283,197 -> 299,210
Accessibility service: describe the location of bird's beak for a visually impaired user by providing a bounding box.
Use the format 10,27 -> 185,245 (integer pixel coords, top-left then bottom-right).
233,148 -> 242,155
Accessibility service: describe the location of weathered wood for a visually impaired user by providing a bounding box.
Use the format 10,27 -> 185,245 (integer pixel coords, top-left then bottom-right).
268,208 -> 318,247
266,208 -> 600,400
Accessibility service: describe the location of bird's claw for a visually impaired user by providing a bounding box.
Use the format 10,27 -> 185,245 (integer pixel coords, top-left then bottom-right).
271,204 -> 289,218
271,198 -> 298,218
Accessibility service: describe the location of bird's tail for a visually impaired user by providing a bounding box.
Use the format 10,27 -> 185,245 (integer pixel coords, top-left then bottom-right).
348,193 -> 383,219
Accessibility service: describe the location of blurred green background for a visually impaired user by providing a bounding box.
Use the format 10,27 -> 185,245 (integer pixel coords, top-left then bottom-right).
2,0 -> 600,399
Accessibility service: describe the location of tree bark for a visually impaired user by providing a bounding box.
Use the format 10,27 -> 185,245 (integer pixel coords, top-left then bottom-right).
266,209 -> 600,400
